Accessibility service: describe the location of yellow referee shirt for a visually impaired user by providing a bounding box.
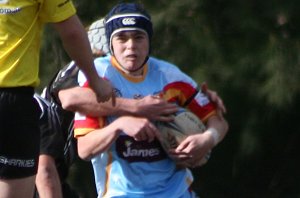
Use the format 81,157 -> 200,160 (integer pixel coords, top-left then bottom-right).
0,0 -> 76,87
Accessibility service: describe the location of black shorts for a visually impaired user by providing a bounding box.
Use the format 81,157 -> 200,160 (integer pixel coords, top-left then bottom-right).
35,94 -> 75,181
0,87 -> 40,179
37,95 -> 64,159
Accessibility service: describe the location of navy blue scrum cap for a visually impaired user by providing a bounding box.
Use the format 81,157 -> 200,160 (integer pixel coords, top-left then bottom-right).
105,3 -> 153,54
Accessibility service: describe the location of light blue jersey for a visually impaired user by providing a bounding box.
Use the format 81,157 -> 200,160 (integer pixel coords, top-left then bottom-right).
75,55 -> 215,198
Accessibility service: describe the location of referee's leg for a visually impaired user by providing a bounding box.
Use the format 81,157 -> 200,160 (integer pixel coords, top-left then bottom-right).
0,176 -> 36,198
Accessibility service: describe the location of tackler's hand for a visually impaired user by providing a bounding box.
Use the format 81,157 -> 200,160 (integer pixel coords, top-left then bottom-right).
201,82 -> 226,115
135,95 -> 178,122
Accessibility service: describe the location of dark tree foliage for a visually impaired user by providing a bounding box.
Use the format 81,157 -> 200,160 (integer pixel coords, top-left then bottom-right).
39,1 -> 300,197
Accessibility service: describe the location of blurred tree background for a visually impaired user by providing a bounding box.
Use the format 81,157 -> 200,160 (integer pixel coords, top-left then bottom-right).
38,0 -> 300,197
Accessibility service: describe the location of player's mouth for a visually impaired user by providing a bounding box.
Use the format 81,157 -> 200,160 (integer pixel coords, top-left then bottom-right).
125,54 -> 137,60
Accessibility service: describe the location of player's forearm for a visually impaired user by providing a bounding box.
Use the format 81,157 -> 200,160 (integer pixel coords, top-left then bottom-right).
35,156 -> 63,198
36,179 -> 63,198
59,88 -> 103,116
59,87 -> 138,117
77,124 -> 121,161
205,115 -> 229,147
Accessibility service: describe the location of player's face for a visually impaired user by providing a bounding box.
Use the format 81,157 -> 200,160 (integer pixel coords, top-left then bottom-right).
112,31 -> 149,75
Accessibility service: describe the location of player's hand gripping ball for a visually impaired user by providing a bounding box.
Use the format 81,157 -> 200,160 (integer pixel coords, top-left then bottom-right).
156,110 -> 211,167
